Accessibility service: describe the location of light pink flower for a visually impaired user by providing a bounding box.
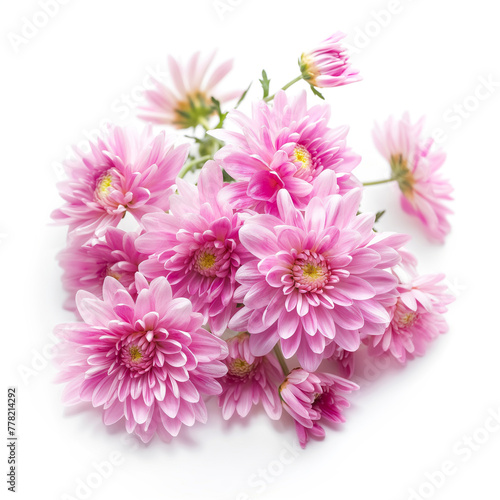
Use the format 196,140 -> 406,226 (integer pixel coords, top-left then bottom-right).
55,274 -> 228,443
58,227 -> 148,313
138,51 -> 241,129
300,32 -> 361,88
368,260 -> 454,363
373,113 -> 453,242
218,333 -> 282,420
136,161 -> 249,336
212,90 -> 360,214
52,126 -> 188,245
229,186 -> 409,371
280,369 -> 358,448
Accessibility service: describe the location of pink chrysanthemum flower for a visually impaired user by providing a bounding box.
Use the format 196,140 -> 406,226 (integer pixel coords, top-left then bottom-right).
218,333 -> 282,420
212,90 -> 360,214
329,346 -> 355,379
58,227 -> 148,313
373,113 -> 453,242
368,260 -> 454,363
136,161 -> 249,336
138,51 -> 241,129
229,186 -> 409,371
52,126 -> 189,244
280,369 -> 358,448
299,32 -> 361,88
55,274 -> 228,443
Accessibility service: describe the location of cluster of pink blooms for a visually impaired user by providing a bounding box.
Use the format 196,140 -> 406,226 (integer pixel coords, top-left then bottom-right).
52,32 -> 454,448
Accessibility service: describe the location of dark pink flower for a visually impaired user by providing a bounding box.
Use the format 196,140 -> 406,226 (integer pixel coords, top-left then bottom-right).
52,126 -> 188,244
55,274 -> 228,443
280,368 -> 358,448
218,333 -> 282,420
368,257 -> 454,363
58,228 -> 148,313
136,161 -> 249,336
300,32 -> 361,88
212,91 -> 360,214
230,187 -> 409,371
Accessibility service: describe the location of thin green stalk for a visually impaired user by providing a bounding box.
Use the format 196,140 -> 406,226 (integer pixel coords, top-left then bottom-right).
178,155 -> 212,179
363,176 -> 399,187
264,75 -> 304,103
273,344 -> 290,376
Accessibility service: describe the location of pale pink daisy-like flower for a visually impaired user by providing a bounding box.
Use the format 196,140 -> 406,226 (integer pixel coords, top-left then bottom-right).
55,274 -> 228,443
218,333 -> 282,420
138,51 -> 241,129
300,32 -> 361,88
58,227 -> 148,313
280,369 -> 358,448
212,90 -> 360,214
372,113 -> 453,242
230,186 -> 409,371
136,161 -> 249,336
52,126 -> 189,245
367,261 -> 454,363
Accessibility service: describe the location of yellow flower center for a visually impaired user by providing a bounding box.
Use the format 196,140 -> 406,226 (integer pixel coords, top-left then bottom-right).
228,358 -> 255,377
198,252 -> 216,270
293,145 -> 312,171
302,263 -> 322,280
129,345 -> 143,362
400,312 -> 418,327
97,173 -> 113,194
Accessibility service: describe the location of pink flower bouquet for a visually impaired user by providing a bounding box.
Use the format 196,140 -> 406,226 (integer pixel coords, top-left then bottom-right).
53,32 -> 454,447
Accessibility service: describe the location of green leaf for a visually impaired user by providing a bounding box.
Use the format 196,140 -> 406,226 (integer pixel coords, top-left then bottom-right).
222,169 -> 236,183
309,85 -> 325,100
374,210 -> 386,223
260,70 -> 271,99
210,97 -> 228,129
235,82 -> 252,109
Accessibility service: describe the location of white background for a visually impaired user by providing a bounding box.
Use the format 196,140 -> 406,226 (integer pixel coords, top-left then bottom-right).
1,1 -> 499,499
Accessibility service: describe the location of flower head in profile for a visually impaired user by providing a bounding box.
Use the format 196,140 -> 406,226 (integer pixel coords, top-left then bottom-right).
52,126 -> 188,244
299,32 -> 361,88
138,51 -> 241,129
230,186 -> 409,371
280,369 -> 358,448
373,113 -> 453,242
136,161 -> 249,336
367,257 -> 454,363
58,228 -> 148,313
212,91 -> 360,214
55,274 -> 228,443
218,333 -> 282,420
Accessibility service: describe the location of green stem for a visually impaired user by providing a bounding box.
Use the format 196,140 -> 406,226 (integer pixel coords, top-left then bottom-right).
201,117 -> 212,130
264,75 -> 304,103
273,344 -> 290,376
363,176 -> 398,187
178,155 -> 212,179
